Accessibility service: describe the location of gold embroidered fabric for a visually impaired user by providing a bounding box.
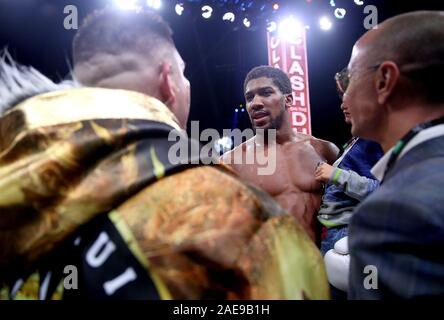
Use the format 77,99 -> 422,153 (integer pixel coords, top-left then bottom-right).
0,88 -> 329,299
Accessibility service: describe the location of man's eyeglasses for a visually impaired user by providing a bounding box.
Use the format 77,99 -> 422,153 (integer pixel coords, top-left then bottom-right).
335,60 -> 444,99
334,64 -> 380,99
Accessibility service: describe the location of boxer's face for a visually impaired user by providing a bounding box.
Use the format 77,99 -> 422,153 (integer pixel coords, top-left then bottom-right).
245,77 -> 289,131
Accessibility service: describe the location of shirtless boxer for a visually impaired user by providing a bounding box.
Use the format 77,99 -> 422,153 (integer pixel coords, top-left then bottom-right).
221,66 -> 338,242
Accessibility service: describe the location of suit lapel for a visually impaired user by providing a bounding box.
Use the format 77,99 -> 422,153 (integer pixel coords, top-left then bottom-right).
384,135 -> 444,182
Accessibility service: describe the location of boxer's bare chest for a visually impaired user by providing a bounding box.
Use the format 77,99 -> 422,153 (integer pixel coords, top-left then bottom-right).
233,139 -> 325,198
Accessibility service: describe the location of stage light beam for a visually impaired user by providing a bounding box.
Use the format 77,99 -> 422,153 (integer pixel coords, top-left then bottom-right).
214,137 -> 233,154
278,18 -> 304,41
146,0 -> 161,10
175,3 -> 184,16
114,0 -> 139,10
222,12 -> 235,22
243,17 -> 251,28
320,16 -> 333,30
267,21 -> 277,33
334,8 -> 346,19
201,5 -> 213,19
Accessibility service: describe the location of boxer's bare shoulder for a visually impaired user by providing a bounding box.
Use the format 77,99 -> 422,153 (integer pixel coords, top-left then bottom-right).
219,136 -> 255,168
291,133 -> 339,165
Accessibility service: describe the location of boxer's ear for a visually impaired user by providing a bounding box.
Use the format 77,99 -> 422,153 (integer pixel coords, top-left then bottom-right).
284,93 -> 293,110
159,62 -> 176,107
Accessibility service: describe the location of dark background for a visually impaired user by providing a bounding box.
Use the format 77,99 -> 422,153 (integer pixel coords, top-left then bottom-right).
1,0 -> 443,148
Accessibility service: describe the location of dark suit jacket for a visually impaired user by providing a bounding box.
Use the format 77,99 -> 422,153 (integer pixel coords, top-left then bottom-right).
349,135 -> 444,299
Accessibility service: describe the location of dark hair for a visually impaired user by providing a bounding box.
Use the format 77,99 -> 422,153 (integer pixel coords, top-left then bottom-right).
243,66 -> 292,95
73,7 -> 174,65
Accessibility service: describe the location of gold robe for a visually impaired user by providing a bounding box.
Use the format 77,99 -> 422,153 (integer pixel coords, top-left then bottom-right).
0,88 -> 329,300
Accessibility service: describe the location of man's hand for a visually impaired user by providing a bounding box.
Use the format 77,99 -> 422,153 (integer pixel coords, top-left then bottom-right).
314,162 -> 335,183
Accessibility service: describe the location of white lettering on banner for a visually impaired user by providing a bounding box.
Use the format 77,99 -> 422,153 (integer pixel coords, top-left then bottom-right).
290,46 -> 302,60
271,50 -> 281,64
292,112 -> 307,127
292,92 -> 306,107
290,75 -> 305,91
270,37 -> 281,49
268,30 -> 311,134
288,60 -> 304,76
295,128 -> 308,134
289,38 -> 303,45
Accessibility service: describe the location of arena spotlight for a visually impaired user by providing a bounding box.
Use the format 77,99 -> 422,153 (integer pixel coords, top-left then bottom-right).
201,5 -> 213,19
273,3 -> 279,11
146,0 -> 161,9
320,16 -> 333,30
278,17 -> 304,41
222,12 -> 235,22
243,17 -> 251,28
175,3 -> 184,15
354,0 -> 364,5
267,21 -> 277,33
214,136 -> 233,154
334,8 -> 346,19
330,0 -> 335,6
114,0 -> 139,10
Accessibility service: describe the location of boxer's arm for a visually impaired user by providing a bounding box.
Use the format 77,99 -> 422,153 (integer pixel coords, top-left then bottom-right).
215,151 -> 240,177
219,150 -> 232,165
219,146 -> 243,171
310,138 -> 339,165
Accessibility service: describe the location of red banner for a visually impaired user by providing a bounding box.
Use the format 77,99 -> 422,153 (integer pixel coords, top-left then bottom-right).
267,30 -> 312,134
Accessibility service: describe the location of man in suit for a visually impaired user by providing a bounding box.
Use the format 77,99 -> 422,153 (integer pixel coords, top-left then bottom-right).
341,11 -> 444,298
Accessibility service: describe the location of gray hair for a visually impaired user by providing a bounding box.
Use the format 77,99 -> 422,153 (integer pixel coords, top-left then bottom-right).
0,49 -> 78,115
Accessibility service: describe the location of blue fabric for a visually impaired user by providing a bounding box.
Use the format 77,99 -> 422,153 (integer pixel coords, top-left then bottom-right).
318,138 -> 384,228
323,139 -> 384,203
321,226 -> 348,256
349,135 -> 444,299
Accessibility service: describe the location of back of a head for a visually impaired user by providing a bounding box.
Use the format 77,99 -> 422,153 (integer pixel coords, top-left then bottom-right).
244,65 -> 292,95
370,11 -> 444,104
72,7 -> 174,87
